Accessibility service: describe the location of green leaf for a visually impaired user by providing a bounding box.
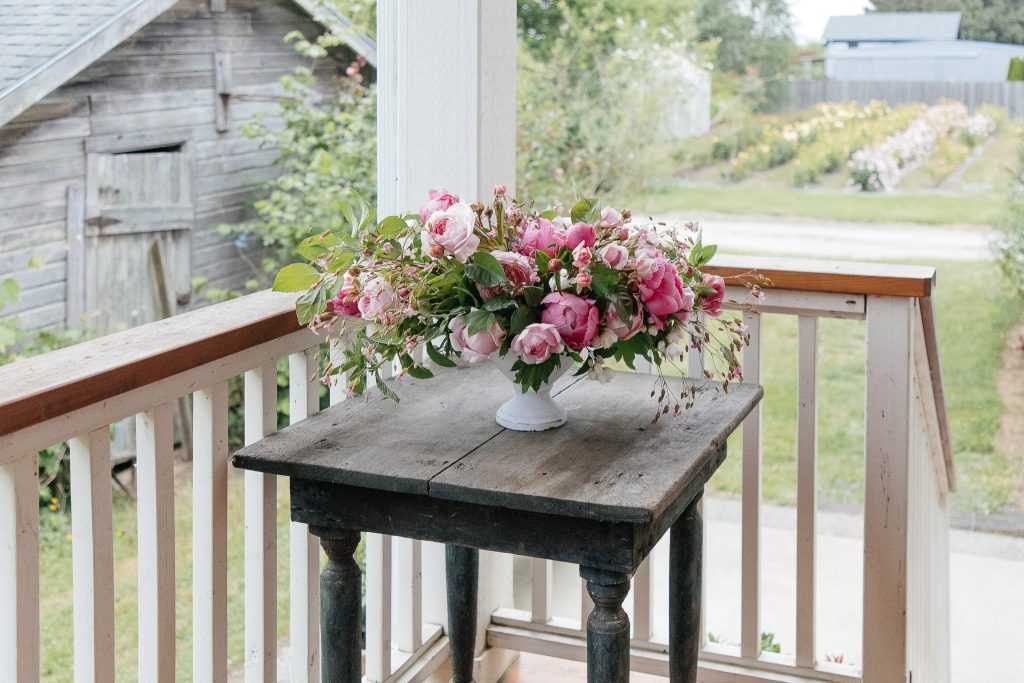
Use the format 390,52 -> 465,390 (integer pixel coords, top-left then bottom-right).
425,341 -> 457,368
405,364 -> 434,380
465,309 -> 497,336
570,198 -> 595,224
522,286 -> 544,307
509,305 -> 535,337
295,286 -> 327,325
273,263 -> 319,292
375,373 -> 400,402
468,252 -> 507,284
534,250 -> 550,273
376,215 -> 407,239
0,277 -> 20,309
540,210 -> 558,220
483,295 -> 515,312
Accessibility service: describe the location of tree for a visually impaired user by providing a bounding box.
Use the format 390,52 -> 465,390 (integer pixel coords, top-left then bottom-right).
870,0 -> 1024,46
695,0 -> 795,112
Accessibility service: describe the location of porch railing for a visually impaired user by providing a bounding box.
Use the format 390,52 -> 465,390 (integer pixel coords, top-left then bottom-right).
0,255 -> 953,683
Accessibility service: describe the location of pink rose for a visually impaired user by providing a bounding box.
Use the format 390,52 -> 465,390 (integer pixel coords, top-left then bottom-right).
493,184 -> 507,196
565,222 -> 596,250
602,303 -> 644,341
357,276 -> 395,321
599,244 -> 629,270
519,218 -> 564,257
328,273 -> 360,317
540,291 -> 599,350
492,250 -> 539,292
636,256 -> 693,329
449,315 -> 505,363
422,203 -> 480,263
576,272 -> 592,289
599,206 -> 623,227
572,243 -> 592,269
702,274 -> 726,318
419,189 -> 459,223
512,323 -> 565,365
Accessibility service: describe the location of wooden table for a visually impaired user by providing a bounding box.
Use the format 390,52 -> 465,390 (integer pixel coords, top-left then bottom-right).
232,364 -> 761,683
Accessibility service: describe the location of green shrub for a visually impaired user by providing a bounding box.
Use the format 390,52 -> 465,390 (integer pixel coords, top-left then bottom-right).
997,140 -> 1024,296
1008,57 -> 1024,81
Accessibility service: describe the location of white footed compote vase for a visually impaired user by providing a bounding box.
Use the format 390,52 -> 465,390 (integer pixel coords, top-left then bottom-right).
491,354 -> 572,431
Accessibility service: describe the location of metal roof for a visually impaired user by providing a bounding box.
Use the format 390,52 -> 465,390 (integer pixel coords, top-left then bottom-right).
822,12 -> 961,43
0,0 -> 377,128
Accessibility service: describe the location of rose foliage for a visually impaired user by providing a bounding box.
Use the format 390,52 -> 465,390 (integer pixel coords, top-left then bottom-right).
274,188 -> 753,416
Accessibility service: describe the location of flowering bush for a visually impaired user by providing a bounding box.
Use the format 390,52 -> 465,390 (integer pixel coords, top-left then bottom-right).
723,101 -> 889,181
849,101 -> 994,191
274,189 -> 757,416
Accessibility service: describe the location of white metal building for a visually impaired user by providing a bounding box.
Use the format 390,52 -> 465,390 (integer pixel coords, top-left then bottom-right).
823,12 -> 1024,82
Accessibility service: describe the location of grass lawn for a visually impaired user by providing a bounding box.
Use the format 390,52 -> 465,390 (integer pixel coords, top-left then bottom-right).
705,260 -> 1022,514
634,186 -> 1002,226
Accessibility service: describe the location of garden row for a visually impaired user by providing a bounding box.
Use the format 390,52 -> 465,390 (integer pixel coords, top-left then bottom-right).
692,100 -> 1005,191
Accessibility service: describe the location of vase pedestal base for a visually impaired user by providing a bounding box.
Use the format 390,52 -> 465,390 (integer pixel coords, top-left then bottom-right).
495,394 -> 567,432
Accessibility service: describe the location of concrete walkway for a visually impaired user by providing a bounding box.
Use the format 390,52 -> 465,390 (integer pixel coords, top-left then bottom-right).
657,211 -> 993,262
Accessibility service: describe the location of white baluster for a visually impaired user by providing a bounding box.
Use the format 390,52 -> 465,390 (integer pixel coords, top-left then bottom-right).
740,311 -> 762,659
394,537 -> 423,652
193,382 -> 230,683
137,404 -> 176,682
366,532 -> 393,681
245,362 -> 278,683
632,555 -> 653,641
531,558 -> 553,625
0,455 -> 39,682
796,316 -> 818,668
289,348 -> 322,683
70,429 -> 116,683
687,312 -> 706,647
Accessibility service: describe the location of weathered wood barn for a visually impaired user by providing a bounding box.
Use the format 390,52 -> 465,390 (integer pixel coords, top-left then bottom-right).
0,0 -> 375,333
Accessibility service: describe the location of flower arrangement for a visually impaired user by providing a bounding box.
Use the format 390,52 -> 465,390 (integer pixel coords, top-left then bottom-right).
273,188 -> 757,418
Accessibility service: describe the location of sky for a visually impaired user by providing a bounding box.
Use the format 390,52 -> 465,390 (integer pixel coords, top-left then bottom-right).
789,0 -> 873,44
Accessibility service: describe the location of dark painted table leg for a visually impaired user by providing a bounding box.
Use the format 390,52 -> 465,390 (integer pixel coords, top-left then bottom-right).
316,528 -> 362,683
446,544 -> 479,683
581,567 -> 631,683
669,492 -> 703,683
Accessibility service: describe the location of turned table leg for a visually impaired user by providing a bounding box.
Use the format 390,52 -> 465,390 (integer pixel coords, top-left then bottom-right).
317,529 -> 362,683
669,492 -> 703,683
581,567 -> 631,683
446,544 -> 479,683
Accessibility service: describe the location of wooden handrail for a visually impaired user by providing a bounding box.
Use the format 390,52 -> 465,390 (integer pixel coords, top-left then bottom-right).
706,255 -> 936,298
0,290 -> 303,439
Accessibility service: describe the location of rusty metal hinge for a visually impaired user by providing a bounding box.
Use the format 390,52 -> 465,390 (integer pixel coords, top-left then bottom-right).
84,216 -> 122,229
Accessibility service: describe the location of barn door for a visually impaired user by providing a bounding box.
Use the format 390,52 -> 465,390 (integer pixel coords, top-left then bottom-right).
84,149 -> 194,333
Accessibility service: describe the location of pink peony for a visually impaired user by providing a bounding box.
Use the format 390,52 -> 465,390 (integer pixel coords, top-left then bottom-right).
519,218 -> 564,257
449,315 -> 505,363
512,323 -> 564,365
702,274 -> 726,318
636,256 -> 693,329
599,244 -> 629,270
602,303 -> 644,341
492,250 -> 539,291
328,273 -> 360,317
422,203 -> 480,263
357,276 -> 395,320
599,206 -> 623,227
419,189 -> 459,223
540,291 -> 599,350
565,222 -> 596,250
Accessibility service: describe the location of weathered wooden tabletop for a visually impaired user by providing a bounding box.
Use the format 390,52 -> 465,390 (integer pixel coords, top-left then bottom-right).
232,364 -> 762,530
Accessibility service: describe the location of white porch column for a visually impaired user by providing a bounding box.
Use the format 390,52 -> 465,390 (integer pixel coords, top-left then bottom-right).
377,2 -> 518,681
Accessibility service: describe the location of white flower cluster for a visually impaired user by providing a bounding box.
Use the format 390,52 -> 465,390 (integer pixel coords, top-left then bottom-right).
849,101 -> 991,192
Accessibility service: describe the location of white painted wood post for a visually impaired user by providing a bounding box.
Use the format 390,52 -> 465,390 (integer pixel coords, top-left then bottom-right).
137,404 -> 176,682
863,296 -> 912,682
795,316 -> 817,668
394,537 -> 424,653
740,311 -> 762,660
530,559 -> 554,625
289,348 -> 322,683
377,3 -> 518,678
366,533 -> 393,681
0,455 -> 40,683
70,428 -> 116,683
193,382 -> 230,683
245,362 -> 279,683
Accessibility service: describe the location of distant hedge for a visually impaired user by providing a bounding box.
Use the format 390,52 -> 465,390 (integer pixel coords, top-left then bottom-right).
1008,57 -> 1024,81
